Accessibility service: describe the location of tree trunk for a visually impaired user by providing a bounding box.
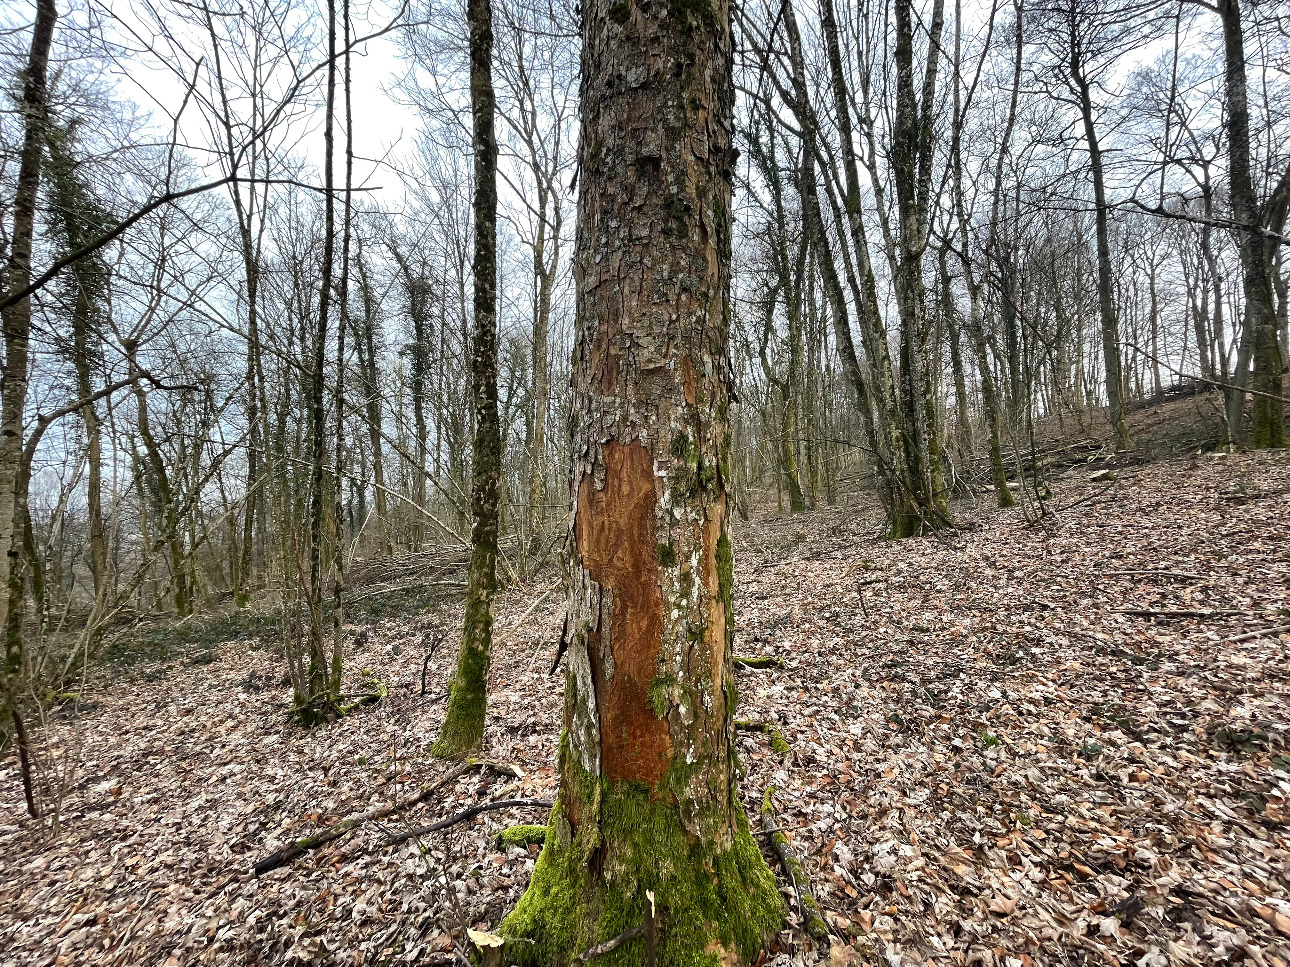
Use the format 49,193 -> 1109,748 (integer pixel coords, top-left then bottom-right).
527,187 -> 556,557
1070,36 -> 1131,450
500,0 -> 782,958
432,0 -> 501,758
1217,0 -> 1285,448
1,1 -> 56,735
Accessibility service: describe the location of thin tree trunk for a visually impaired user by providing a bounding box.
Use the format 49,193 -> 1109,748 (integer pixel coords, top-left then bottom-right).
432,0 -> 501,758
1070,32 -> 1131,449
1,4 -> 56,760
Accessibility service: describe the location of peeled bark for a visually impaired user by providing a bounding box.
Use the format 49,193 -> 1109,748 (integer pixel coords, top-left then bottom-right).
500,0 -> 781,959
432,0 -> 501,758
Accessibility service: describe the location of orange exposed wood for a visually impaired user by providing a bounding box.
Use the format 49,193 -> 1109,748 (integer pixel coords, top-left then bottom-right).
576,440 -> 672,785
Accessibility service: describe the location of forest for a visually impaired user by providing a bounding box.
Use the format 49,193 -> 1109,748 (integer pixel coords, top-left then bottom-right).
0,0 -> 1288,964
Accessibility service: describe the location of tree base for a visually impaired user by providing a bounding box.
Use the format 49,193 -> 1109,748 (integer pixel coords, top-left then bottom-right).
501,783 -> 783,967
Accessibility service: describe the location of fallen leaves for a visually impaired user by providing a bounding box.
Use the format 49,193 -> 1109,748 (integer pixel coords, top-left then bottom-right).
0,450 -> 1288,967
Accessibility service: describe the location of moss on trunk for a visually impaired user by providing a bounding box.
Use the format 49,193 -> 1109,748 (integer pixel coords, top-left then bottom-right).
502,766 -> 781,966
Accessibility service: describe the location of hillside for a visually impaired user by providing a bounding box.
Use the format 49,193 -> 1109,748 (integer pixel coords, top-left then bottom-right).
2,449 -> 1288,967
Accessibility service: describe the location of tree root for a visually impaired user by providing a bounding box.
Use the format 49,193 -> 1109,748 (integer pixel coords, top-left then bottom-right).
252,758 -> 521,876
734,655 -> 783,670
735,719 -> 792,756
761,785 -> 829,942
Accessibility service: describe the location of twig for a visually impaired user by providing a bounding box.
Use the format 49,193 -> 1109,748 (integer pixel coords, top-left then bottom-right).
1112,608 -> 1245,619
761,786 -> 828,942
381,798 -> 552,846
422,634 -> 445,695
1100,570 -> 1208,580
252,758 -> 519,875
577,925 -> 645,962
1226,624 -> 1290,644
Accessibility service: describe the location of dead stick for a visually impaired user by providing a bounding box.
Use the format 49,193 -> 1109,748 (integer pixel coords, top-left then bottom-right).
1113,608 -> 1244,618
1226,624 -> 1290,644
252,759 -> 517,876
761,786 -> 828,941
382,798 -> 552,846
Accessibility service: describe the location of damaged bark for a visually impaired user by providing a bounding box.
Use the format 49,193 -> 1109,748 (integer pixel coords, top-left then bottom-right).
500,0 -> 782,960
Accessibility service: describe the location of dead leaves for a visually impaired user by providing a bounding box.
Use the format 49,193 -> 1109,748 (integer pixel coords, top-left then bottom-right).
2,451 -> 1289,966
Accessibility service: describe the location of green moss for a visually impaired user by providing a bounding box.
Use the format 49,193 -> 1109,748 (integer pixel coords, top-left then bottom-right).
671,432 -> 696,463
732,655 -> 781,670
497,824 -> 549,850
657,542 -> 678,568
431,636 -> 489,758
667,0 -> 716,40
723,674 -> 739,716
715,530 -> 734,636
608,0 -> 631,23
503,779 -> 782,967
734,719 -> 791,757
648,674 -> 676,718
761,787 -> 828,942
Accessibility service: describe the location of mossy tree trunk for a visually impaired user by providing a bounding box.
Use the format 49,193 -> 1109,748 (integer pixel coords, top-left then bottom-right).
500,0 -> 782,961
432,0 -> 501,758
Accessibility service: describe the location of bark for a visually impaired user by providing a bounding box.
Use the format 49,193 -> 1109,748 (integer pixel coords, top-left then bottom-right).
303,0 -> 340,713
354,246 -> 392,556
432,0 -> 502,758
45,119 -> 110,603
331,0 -> 355,709
1068,24 -> 1131,450
1,0 -> 56,709
774,0 -> 889,522
126,343 -> 190,616
816,0 -> 926,535
389,242 -> 433,550
1217,0 -> 1285,448
500,0 -> 781,958
527,184 -> 558,557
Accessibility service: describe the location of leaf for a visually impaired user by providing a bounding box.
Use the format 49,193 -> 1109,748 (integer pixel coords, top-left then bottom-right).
467,928 -> 505,948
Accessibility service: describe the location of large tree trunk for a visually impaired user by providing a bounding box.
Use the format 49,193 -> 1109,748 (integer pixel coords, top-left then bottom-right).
1218,0 -> 1285,448
432,0 -> 501,758
500,0 -> 782,959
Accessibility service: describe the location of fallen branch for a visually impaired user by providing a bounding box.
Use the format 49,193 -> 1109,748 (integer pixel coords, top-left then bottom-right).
735,719 -> 792,757
1101,570 -> 1208,581
339,678 -> 388,715
382,798 -> 552,847
1024,482 -> 1116,526
1113,608 -> 1244,619
252,758 -> 519,876
761,786 -> 828,942
734,655 -> 783,670
1226,624 -> 1290,644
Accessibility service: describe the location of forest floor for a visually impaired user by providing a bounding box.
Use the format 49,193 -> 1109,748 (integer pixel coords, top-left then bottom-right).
2,443 -> 1289,967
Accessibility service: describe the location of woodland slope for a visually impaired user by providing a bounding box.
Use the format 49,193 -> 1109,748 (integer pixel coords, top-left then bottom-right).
1,447 -> 1289,967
